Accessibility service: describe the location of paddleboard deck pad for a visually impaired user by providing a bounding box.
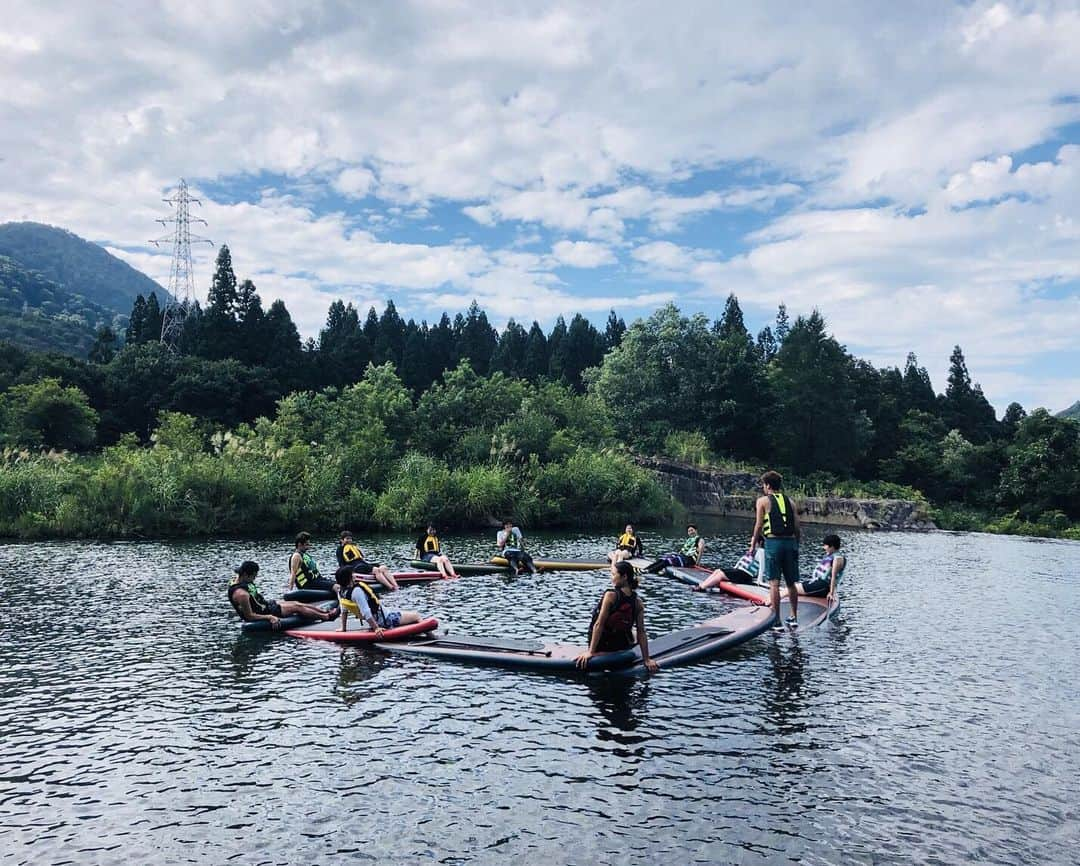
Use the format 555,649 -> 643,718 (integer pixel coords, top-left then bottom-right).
285,617 -> 439,643
666,567 -> 838,624
240,599 -> 338,633
379,605 -> 773,673
490,556 -> 610,572
410,560 -> 511,575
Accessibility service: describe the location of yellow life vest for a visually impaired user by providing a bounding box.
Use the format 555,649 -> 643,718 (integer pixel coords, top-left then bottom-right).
341,542 -> 364,563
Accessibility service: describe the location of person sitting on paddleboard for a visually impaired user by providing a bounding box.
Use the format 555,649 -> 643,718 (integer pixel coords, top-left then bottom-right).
288,531 -> 338,594
795,534 -> 845,604
642,524 -> 704,573
497,520 -> 536,574
576,560 -> 659,673
335,530 -> 400,591
414,522 -> 459,579
229,561 -> 336,630
334,566 -> 421,636
607,523 -> 644,564
694,546 -> 765,591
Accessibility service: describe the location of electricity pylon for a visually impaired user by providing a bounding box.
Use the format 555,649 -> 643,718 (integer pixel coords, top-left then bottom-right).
150,179 -> 211,351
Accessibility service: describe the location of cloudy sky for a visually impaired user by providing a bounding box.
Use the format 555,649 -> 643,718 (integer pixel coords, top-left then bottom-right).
1,0 -> 1078,411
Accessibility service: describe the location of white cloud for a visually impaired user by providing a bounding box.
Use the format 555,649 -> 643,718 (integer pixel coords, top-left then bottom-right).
0,0 -> 1078,408
551,240 -> 616,268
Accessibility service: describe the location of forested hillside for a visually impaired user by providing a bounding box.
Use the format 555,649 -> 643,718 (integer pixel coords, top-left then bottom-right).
0,222 -> 166,315
0,242 -> 1077,540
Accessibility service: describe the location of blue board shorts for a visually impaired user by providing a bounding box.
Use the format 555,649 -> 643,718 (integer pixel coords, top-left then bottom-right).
764,537 -> 799,586
377,610 -> 402,629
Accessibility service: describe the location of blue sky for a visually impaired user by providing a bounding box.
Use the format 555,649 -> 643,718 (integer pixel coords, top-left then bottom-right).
1,1 -> 1078,411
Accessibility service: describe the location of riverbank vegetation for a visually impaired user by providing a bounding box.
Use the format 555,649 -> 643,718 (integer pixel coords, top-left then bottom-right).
0,244 -> 1076,540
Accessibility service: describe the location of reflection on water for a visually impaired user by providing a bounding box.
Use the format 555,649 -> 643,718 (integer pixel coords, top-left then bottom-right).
1,528 -> 1078,864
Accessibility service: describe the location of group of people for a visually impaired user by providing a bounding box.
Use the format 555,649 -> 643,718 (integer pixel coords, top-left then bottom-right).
228,469 -> 846,655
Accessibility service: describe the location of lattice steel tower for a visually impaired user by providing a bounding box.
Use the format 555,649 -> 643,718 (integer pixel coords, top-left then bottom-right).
151,179 -> 210,351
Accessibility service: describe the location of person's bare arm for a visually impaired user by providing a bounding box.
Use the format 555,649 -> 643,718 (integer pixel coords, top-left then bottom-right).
751,496 -> 766,548
288,552 -> 300,589
576,593 -> 614,668
235,590 -> 279,628
636,599 -> 659,673
792,498 -> 802,542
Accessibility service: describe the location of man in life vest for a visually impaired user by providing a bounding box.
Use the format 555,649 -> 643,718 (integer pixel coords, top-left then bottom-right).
641,524 -> 704,573
751,470 -> 801,628
334,566 -> 422,636
335,530 -> 400,591
414,523 -> 459,578
288,531 -> 338,593
796,534 -> 845,603
496,520 -> 536,574
608,523 -> 644,563
228,561 -> 336,629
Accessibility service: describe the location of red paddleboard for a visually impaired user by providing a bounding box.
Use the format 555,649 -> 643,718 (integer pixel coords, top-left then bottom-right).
285,617 -> 438,642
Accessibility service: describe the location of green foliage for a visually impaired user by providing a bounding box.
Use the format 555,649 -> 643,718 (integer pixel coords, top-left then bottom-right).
997,409 -> 1080,519
0,377 -> 98,451
662,430 -> 716,467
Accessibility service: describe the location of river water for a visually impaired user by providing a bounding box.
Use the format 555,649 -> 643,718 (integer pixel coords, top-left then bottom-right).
0,524 -> 1077,865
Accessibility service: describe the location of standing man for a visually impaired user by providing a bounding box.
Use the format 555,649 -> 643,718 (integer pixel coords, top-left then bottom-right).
751,471 -> 801,628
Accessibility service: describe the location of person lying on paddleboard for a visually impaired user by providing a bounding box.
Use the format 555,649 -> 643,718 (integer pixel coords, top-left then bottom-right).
336,529 -> 400,591
229,561 -> 336,630
576,560 -> 659,673
693,546 -> 765,591
641,524 -> 704,573
334,566 -> 422,636
607,523 -> 644,564
414,522 -> 459,579
497,520 -> 537,574
288,531 -> 338,594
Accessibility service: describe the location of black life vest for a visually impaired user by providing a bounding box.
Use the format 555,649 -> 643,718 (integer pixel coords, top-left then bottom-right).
763,493 -> 796,538
587,588 -> 638,652
228,576 -> 271,617
291,550 -> 323,587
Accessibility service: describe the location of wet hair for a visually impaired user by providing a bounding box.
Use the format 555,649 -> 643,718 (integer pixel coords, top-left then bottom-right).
340,529 -> 353,540
760,470 -> 783,490
614,559 -> 639,591
295,531 -> 312,546
334,565 -> 355,588
235,560 -> 259,577
823,533 -> 842,549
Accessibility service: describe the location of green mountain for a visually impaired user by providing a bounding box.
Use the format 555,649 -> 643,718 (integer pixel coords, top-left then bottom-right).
0,222 -> 167,315
1058,401 -> 1080,422
0,255 -> 123,356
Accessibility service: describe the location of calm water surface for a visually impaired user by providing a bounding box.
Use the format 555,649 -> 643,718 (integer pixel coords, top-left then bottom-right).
1,525 -> 1077,865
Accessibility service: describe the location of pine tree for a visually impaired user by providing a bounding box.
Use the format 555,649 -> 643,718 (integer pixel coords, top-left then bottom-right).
207,245 -> 239,318
603,310 -> 626,351
775,303 -> 790,343
126,294 -> 147,344
143,292 -> 163,343
716,294 -> 749,341
756,326 -> 777,362
522,322 -> 549,381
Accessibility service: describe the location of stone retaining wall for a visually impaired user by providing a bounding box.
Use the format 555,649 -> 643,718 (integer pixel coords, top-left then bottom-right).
636,456 -> 936,531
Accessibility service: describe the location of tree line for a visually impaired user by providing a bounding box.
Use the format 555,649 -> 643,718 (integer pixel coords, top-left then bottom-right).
2,243 -> 1078,538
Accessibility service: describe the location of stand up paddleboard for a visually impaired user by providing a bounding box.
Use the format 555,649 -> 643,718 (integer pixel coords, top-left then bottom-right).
410,560 -> 511,575
666,566 -> 838,625
240,599 -> 338,633
283,571 -> 452,602
489,556 -> 611,572
285,616 -> 439,643
378,604 -> 773,673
